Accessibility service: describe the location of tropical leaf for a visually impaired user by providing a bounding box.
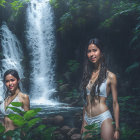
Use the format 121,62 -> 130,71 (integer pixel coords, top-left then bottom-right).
27,118 -> 41,128
7,114 -> 26,127
0,0 -> 6,7
10,102 -> 23,107
84,123 -> 99,130
0,123 -> 5,133
24,108 -> 41,120
7,106 -> 23,114
125,62 -> 140,73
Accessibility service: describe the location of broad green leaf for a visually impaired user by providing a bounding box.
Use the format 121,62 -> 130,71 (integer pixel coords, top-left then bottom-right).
7,107 -> 23,114
35,124 -> 46,131
33,108 -> 42,113
7,114 -> 26,127
84,123 -> 99,130
0,0 -> 6,7
27,118 -> 41,128
24,108 -> 41,120
44,127 -> 56,139
4,130 -> 15,137
10,102 -> 23,107
0,123 -> 5,133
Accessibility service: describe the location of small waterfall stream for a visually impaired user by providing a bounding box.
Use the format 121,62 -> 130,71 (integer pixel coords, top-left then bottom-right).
26,0 -> 57,105
0,22 -> 24,100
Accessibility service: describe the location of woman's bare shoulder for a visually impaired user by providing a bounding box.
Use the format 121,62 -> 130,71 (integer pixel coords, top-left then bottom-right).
19,92 -> 29,100
107,71 -> 117,81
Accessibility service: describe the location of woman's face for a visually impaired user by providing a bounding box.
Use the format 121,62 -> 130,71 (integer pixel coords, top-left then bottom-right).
5,74 -> 19,93
87,44 -> 102,64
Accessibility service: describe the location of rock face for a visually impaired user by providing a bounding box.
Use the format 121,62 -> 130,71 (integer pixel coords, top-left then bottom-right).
54,115 -> 64,126
67,128 -> 79,137
42,115 -> 64,126
71,134 -> 81,140
59,84 -> 70,93
54,125 -> 81,140
60,125 -> 71,134
42,112 -> 83,140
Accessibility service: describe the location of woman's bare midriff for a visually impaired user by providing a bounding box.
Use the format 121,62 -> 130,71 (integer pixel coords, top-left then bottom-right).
85,96 -> 109,117
4,116 -> 16,131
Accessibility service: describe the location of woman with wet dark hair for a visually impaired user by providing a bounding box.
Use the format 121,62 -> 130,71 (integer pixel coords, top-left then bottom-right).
0,69 -> 30,133
80,38 -> 119,140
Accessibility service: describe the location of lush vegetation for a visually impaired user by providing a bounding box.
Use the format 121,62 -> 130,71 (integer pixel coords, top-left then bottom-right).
0,0 -> 29,16
0,102 -> 55,140
0,0 -> 140,139
51,0 -> 140,100
83,95 -> 140,140
50,0 -> 140,139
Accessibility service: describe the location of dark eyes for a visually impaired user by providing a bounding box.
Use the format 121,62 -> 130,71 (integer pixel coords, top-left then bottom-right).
5,79 -> 15,83
87,49 -> 97,53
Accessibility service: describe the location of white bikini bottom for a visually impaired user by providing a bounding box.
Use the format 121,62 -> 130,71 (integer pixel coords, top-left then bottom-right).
84,110 -> 112,127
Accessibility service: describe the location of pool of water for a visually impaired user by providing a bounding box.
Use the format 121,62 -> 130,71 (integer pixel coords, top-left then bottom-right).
0,102 -> 82,127
31,103 -> 82,127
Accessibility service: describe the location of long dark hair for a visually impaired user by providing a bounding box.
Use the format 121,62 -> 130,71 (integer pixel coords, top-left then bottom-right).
80,38 -> 107,103
3,69 -> 20,99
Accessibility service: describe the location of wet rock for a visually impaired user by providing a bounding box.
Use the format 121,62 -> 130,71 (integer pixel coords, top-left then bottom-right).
71,134 -> 81,140
60,125 -> 71,134
62,97 -> 72,103
54,132 -> 66,140
44,116 -> 54,124
74,112 -> 82,128
67,128 -> 80,137
63,72 -> 71,81
59,84 -> 70,92
42,117 -> 48,124
53,115 -> 64,126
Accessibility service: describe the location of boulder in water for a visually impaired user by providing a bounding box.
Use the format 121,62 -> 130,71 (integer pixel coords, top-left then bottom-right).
71,134 -> 81,140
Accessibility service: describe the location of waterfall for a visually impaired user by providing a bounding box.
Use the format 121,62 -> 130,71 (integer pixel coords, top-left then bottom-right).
0,22 -> 24,101
26,0 -> 57,105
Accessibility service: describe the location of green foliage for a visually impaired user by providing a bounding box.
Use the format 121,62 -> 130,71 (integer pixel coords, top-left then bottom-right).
0,102 -> 56,140
120,123 -> 140,140
83,123 -> 100,140
51,0 -> 102,32
23,108 -> 41,120
0,124 -> 5,134
0,0 -> 6,7
0,0 -> 30,17
10,102 -> 23,107
67,88 -> 79,98
125,62 -> 140,73
67,60 -> 79,73
7,102 -> 24,115
100,1 -> 140,28
130,15 -> 140,49
57,79 -> 64,85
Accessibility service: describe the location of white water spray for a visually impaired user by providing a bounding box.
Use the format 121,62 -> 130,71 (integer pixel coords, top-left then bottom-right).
0,22 -> 24,100
26,0 -> 57,105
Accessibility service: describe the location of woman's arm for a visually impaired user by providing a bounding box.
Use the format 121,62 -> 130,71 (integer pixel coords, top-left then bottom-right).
22,94 -> 30,111
81,106 -> 86,134
110,73 -> 120,139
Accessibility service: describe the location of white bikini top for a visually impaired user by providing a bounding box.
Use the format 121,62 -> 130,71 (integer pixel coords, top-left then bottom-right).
0,95 -> 24,116
86,79 -> 107,97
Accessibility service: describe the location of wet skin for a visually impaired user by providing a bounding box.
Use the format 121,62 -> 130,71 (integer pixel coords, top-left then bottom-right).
3,74 -> 30,136
81,44 -> 120,140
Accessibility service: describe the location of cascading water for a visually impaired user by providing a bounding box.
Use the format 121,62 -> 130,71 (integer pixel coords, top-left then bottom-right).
0,22 -> 24,101
26,0 -> 57,105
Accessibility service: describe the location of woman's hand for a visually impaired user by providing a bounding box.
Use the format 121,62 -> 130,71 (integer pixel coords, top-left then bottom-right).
81,125 -> 84,134
114,130 -> 120,140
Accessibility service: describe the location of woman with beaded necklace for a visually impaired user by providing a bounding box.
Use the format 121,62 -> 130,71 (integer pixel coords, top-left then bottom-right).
0,69 -> 30,136
80,38 -> 120,140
